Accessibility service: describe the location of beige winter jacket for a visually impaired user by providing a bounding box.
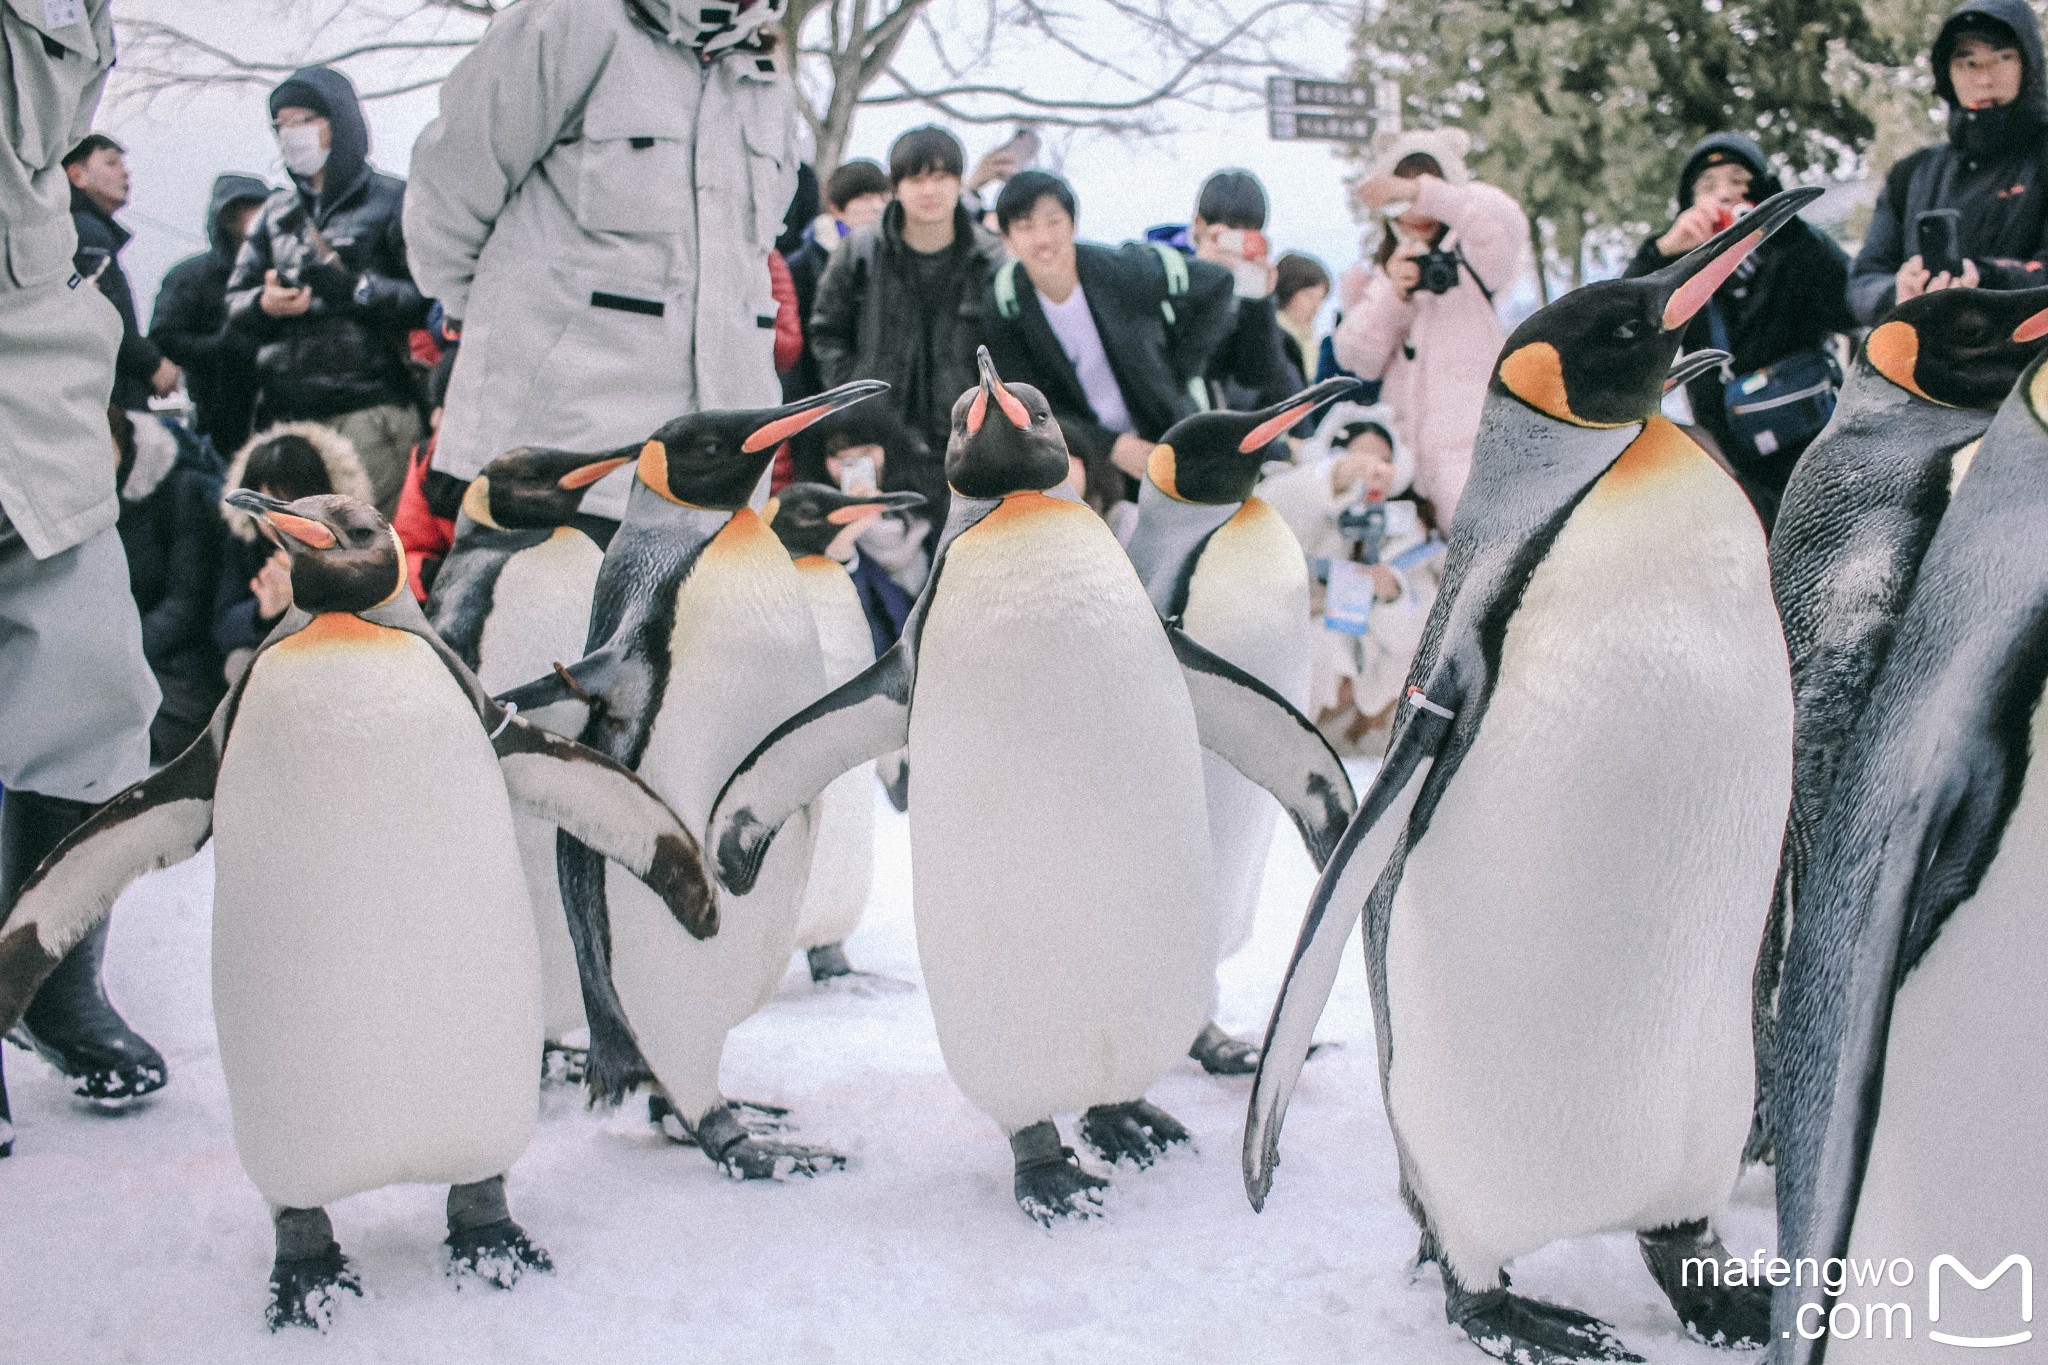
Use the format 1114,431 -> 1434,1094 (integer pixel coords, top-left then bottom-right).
405,0 -> 800,521
0,0 -> 123,558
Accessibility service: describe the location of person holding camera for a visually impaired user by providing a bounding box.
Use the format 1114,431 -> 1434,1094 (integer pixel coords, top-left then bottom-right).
1147,169 -> 1300,408
1848,0 -> 2048,325
1625,133 -> 1853,527
1332,129 -> 1527,527
225,66 -> 430,518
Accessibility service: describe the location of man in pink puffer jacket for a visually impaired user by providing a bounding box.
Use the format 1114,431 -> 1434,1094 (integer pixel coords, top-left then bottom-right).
1334,129 -> 1529,528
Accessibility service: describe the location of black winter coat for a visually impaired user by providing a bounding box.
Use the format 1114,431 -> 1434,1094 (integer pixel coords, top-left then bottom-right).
224,67 -> 429,422
70,188 -> 162,411
150,174 -> 270,453
1848,0 -> 2048,324
981,242 -> 1237,478
808,201 -> 1009,458
781,228 -> 831,401
116,416 -> 227,747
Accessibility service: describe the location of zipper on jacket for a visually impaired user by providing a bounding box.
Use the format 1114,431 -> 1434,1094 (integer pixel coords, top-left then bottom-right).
1730,380 -> 1832,416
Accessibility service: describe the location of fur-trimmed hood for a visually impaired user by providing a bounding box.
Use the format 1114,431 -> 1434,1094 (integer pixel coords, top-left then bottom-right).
1303,399 -> 1415,496
219,421 -> 373,542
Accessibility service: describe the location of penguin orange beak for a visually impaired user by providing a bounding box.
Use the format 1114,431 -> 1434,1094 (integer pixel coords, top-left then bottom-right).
558,455 -> 630,490
740,380 -> 889,455
2014,306 -> 2048,344
1655,186 -> 1824,331
226,488 -> 336,549
971,346 -> 1031,434
1235,377 -> 1361,453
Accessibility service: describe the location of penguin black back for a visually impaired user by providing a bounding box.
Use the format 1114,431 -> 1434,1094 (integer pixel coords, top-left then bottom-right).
947,348 -> 1069,498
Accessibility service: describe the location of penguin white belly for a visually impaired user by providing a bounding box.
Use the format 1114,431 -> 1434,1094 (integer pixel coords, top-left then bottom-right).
607,510 -> 822,1117
1833,696 -> 2048,1365
792,558 -> 878,950
213,615 -> 541,1210
474,528 -> 603,1045
1180,498 -> 1312,965
908,494 -> 1214,1131
1386,424 -> 1792,1285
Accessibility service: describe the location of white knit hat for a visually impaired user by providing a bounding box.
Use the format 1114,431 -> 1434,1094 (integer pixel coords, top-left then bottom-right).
1372,128 -> 1472,184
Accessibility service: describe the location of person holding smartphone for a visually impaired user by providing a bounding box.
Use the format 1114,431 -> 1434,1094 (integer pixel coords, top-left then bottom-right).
1848,0 -> 2048,324
1146,169 -> 1300,408
1625,133 -> 1854,526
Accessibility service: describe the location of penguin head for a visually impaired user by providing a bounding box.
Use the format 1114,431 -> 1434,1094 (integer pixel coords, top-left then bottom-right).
766,482 -> 928,560
461,446 -> 634,530
1493,186 -> 1823,427
1863,285 -> 2048,410
225,490 -> 406,613
947,347 -> 1068,497
635,381 -> 890,512
1148,377 -> 1360,504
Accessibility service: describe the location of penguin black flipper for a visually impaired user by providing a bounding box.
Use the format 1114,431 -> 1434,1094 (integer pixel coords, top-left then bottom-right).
0,726 -> 220,1034
1164,625 -> 1356,865
708,639 -> 915,896
492,643 -> 627,718
1242,692 -> 1452,1210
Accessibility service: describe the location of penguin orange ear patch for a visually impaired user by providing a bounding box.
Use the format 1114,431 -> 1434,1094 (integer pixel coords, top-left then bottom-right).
1147,444 -> 1183,500
1498,342 -> 1577,424
1663,230 -> 1762,329
1866,321 -> 1933,401
2014,306 -> 2048,344
637,440 -> 677,502
1239,403 -> 1316,453
558,456 -> 630,490
460,476 -> 497,529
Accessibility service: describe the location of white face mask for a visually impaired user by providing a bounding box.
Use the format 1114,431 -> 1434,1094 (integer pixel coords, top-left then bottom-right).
278,124 -> 330,177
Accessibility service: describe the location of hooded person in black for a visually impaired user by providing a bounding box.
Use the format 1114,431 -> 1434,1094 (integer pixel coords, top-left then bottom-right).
1848,0 -> 2048,324
224,66 -> 429,515
149,174 -> 271,454
1625,133 -> 1856,524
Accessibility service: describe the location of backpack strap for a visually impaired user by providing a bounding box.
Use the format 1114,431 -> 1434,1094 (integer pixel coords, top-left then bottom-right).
995,258 -> 1020,320
1148,240 -> 1189,325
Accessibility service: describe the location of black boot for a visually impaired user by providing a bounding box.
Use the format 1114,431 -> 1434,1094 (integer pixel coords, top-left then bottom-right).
1010,1120 -> 1108,1225
2,791 -> 166,1104
1638,1219 -> 1771,1348
1427,1232 -> 1642,1364
445,1175 -> 552,1289
267,1205 -> 359,1331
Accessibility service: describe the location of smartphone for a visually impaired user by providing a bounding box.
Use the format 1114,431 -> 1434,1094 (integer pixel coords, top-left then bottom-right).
837,454 -> 878,496
994,126 -> 1040,170
1916,209 -> 1964,279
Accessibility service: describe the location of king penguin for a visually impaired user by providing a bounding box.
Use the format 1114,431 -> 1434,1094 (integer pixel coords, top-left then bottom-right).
1770,352 -> 2048,1364
427,444 -> 633,1073
1245,188 -> 1823,1363
1749,284 -> 2048,1164
0,492 -> 711,1331
765,482 -> 927,985
1123,377 -> 1359,1075
496,382 -> 885,1180
708,349 -> 1354,1223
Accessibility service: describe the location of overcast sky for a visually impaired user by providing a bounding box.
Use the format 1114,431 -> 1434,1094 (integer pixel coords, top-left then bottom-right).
104,0 -> 1387,334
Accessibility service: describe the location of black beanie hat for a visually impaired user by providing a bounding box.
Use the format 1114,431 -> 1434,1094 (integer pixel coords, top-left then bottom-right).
269,77 -> 331,121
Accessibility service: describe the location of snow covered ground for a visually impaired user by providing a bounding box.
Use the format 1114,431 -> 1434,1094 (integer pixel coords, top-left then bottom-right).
0,777 -> 1774,1364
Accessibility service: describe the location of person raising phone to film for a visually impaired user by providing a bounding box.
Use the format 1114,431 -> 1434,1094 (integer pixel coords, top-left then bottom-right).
1848,0 -> 2048,325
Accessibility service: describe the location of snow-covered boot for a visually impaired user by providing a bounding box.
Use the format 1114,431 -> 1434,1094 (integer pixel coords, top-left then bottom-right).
3,790 -> 167,1104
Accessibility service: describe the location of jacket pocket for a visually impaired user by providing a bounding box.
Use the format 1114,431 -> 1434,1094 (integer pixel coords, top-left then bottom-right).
741,120 -> 794,252
4,212 -> 73,289
577,135 -> 693,236
2,0 -> 106,173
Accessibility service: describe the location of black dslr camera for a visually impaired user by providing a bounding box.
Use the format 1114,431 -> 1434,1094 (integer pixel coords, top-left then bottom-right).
1414,247 -> 1461,295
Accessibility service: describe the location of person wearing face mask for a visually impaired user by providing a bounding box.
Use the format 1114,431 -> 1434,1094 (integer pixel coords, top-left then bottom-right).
404,0 -> 802,527
1849,0 -> 2048,325
224,66 -> 430,518
1332,129 -> 1528,528
1624,134 -> 1854,528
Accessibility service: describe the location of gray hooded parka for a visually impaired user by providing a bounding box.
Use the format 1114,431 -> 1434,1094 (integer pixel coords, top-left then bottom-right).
405,0 -> 800,520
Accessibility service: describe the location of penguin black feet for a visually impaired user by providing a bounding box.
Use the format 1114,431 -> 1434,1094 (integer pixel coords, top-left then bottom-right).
1079,1099 -> 1191,1168
1188,1021 -> 1261,1076
1638,1220 -> 1771,1349
1010,1121 -> 1108,1225
1429,1236 -> 1641,1364
541,1042 -> 587,1086
805,943 -> 914,994
807,942 -> 854,981
444,1177 -> 553,1290
694,1101 -> 844,1181
267,1206 -> 361,1332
